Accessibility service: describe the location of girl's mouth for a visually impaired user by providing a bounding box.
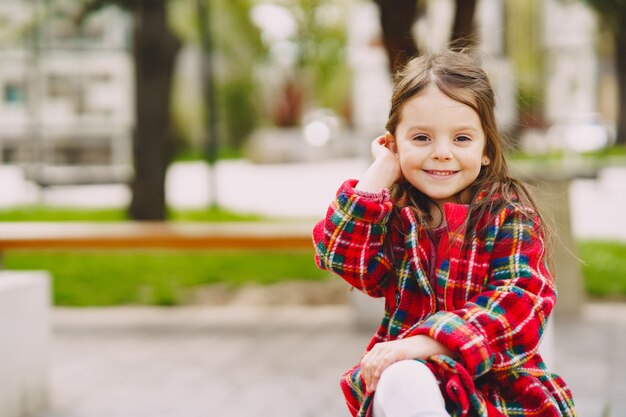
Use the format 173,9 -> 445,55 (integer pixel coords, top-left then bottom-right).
423,170 -> 458,177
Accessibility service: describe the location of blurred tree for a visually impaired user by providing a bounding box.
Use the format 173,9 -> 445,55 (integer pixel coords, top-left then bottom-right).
373,0 -> 421,72
78,0 -> 181,220
251,0 -> 349,127
506,0 -> 545,130
196,0 -> 218,208
582,0 -> 626,145
167,0 -> 266,156
373,0 -> 478,73
212,0 -> 265,149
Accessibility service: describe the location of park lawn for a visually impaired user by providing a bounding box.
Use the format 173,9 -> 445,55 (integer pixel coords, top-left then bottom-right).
2,249 -> 329,306
578,241 -> 626,299
2,241 -> 625,306
0,205 -> 318,306
0,207 -> 128,222
0,206 -> 263,222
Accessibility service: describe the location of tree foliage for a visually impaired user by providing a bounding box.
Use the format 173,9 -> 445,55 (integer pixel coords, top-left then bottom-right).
582,0 -> 626,145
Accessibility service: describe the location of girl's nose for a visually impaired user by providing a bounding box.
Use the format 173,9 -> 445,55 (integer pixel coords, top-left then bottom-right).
431,139 -> 453,161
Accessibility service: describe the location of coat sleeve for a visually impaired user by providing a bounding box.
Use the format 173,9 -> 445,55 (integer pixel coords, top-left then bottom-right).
404,205 -> 556,378
312,179 -> 395,298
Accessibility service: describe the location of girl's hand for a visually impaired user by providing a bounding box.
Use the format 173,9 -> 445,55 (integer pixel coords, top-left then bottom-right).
355,133 -> 401,193
370,133 -> 397,161
360,335 -> 455,393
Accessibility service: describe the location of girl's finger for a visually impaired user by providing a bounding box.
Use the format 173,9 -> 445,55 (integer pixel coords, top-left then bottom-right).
370,356 -> 388,391
361,350 -> 380,392
361,367 -> 372,392
359,355 -> 371,389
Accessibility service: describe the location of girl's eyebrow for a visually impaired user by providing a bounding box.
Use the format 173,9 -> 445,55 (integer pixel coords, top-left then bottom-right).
405,125 -> 433,132
406,125 -> 480,133
455,126 -> 480,133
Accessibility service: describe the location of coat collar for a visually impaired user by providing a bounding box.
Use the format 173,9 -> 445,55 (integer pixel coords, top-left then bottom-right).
443,203 -> 469,233
397,202 -> 470,233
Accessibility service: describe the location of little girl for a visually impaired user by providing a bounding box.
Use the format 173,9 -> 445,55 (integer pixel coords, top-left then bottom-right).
312,50 -> 577,417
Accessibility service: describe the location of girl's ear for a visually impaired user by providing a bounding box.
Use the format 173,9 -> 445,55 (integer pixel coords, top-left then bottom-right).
481,156 -> 490,166
384,132 -> 398,154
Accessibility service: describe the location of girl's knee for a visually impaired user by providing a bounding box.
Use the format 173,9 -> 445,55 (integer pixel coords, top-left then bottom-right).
374,360 -> 449,417
377,360 -> 436,393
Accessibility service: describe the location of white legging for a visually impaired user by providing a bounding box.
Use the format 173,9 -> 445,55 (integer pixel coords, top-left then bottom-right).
372,360 -> 451,417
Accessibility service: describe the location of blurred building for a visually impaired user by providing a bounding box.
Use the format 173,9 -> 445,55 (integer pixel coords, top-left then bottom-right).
0,2 -> 133,185
543,0 -> 597,126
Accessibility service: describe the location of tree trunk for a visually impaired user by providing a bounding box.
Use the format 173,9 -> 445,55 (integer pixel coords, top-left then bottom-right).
129,0 -> 181,220
373,1 -> 479,74
373,0 -> 420,73
615,20 -> 626,146
451,0 -> 478,50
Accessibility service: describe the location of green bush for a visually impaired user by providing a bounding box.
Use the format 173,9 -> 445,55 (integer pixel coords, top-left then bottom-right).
219,75 -> 259,149
579,241 -> 626,299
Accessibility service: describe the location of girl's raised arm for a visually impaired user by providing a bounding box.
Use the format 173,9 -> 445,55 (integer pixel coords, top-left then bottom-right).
312,179 -> 395,298
312,135 -> 401,297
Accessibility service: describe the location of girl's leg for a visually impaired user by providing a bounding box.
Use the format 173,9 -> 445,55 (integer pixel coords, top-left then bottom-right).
372,360 -> 450,417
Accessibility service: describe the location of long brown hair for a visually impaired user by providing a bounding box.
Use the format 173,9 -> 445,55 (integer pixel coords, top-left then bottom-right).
385,50 -> 547,246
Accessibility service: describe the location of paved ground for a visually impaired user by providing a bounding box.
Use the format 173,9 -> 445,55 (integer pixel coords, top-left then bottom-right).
41,302 -> 626,417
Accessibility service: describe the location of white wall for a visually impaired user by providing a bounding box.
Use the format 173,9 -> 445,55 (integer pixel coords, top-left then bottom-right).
0,271 -> 51,417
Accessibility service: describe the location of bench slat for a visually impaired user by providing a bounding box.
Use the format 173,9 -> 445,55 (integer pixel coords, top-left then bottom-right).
0,222 -> 316,250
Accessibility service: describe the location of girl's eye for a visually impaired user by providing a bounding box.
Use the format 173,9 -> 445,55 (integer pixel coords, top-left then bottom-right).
413,134 -> 430,142
455,135 -> 471,142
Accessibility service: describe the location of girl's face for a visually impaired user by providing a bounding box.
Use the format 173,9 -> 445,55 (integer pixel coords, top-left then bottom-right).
392,84 -> 488,207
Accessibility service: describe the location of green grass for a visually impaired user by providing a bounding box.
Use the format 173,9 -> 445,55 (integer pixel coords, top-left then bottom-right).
173,147 -> 243,162
0,206 -> 263,222
0,207 -> 129,222
579,241 -> 626,300
0,205 -> 315,306
3,249 -> 329,306
509,145 -> 626,162
167,206 -> 263,222
581,145 -> 626,158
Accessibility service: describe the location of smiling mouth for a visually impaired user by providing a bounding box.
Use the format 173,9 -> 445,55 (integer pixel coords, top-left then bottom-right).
423,170 -> 458,176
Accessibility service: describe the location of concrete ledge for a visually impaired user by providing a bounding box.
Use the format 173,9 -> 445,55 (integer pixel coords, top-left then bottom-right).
0,271 -> 51,417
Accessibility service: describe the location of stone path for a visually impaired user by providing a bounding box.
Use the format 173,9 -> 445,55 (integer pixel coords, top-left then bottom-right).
43,306 -> 369,417
41,303 -> 626,417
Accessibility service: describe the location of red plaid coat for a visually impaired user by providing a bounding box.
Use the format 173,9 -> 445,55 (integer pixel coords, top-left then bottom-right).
312,180 -> 576,417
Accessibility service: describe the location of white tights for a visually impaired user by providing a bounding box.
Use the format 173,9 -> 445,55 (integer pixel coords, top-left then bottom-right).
372,360 -> 451,417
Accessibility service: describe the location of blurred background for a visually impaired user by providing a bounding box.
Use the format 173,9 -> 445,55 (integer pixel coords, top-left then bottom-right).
0,0 -> 625,417
0,0 -> 623,217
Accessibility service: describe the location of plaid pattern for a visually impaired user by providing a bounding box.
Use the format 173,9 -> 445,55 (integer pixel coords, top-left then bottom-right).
312,180 -> 576,417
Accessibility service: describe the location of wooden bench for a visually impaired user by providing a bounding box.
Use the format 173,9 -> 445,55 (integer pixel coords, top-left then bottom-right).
0,221 -> 316,254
